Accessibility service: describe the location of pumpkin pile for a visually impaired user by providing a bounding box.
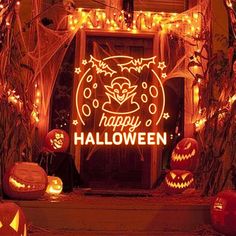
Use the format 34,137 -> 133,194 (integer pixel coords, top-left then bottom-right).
2,162 -> 63,200
164,137 -> 199,194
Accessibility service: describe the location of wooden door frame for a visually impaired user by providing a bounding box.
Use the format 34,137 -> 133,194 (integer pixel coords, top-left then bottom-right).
71,29 -> 190,188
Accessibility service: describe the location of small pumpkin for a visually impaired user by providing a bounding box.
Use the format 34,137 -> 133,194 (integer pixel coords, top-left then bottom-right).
211,190 -> 236,236
3,162 -> 48,200
46,176 -> 63,195
164,169 -> 194,194
0,202 -> 27,236
170,138 -> 199,171
44,129 -> 69,152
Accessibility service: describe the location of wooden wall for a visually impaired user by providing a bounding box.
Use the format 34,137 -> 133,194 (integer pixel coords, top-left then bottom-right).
73,0 -> 188,13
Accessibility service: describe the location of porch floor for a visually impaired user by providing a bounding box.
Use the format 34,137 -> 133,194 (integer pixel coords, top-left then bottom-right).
14,188 -> 217,235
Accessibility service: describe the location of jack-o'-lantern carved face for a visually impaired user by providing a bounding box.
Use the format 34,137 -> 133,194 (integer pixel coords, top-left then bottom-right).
0,202 -> 27,236
170,138 -> 199,171
46,176 -> 63,195
211,190 -> 236,236
50,132 -> 64,149
44,129 -> 70,152
165,170 -> 194,194
3,162 -> 48,200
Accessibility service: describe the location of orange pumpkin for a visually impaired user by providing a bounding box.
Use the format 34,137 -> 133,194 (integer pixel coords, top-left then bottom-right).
46,176 -> 63,195
164,169 -> 194,194
0,202 -> 27,236
44,129 -> 69,152
3,162 -> 48,200
170,138 -> 199,171
211,190 -> 236,236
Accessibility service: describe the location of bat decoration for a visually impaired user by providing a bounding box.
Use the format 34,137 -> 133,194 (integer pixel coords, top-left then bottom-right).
89,55 -> 117,77
118,56 -> 156,73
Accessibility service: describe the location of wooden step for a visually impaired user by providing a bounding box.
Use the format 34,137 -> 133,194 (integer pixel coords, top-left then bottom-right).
15,191 -> 212,234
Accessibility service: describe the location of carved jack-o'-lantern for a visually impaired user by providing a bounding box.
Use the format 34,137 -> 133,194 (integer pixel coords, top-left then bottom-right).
46,176 -> 63,195
211,190 -> 236,236
3,162 -> 48,200
0,202 -> 27,236
170,138 -> 199,171
165,170 -> 194,194
44,129 -> 69,152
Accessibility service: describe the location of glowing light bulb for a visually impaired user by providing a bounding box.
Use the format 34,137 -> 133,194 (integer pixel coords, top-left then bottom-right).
193,13 -> 199,20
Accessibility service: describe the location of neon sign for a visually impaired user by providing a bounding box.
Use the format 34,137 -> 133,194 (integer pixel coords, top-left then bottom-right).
73,55 -> 169,146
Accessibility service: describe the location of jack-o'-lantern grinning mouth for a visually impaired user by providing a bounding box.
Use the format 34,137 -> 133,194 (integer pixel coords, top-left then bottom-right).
165,177 -> 194,189
9,176 -> 44,191
171,149 -> 196,162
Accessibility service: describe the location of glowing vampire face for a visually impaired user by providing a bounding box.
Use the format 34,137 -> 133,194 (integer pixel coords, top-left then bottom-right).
170,138 -> 199,171
104,77 -> 137,105
0,202 -> 27,236
165,170 -> 194,194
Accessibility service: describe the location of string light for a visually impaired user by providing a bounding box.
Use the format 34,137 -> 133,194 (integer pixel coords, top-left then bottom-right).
67,9 -> 201,35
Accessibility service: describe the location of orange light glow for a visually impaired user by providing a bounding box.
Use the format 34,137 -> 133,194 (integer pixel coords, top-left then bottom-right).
74,132 -> 167,146
74,55 -> 167,146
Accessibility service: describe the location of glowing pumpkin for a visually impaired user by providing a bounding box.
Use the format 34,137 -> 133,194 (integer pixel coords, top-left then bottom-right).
46,176 -> 63,195
170,138 -> 199,171
0,202 -> 27,236
3,162 -> 48,200
44,129 -> 69,152
165,170 -> 194,194
211,190 -> 236,236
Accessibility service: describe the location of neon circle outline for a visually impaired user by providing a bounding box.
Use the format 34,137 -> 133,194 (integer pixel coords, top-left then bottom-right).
149,85 -> 158,98
86,75 -> 93,83
93,99 -> 99,108
83,88 -> 92,99
82,104 -> 91,117
146,119 -> 152,127
141,94 -> 148,103
142,82 -> 148,89
151,69 -> 165,126
149,103 -> 157,115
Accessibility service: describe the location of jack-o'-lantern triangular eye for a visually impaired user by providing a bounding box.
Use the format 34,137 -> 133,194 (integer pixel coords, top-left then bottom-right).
10,210 -> 19,232
170,172 -> 176,179
184,142 -> 191,150
0,221 -> 2,228
181,173 -> 190,180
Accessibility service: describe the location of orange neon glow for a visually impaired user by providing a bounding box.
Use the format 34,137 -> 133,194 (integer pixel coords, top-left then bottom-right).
74,55 -> 167,145
102,77 -> 139,115
89,55 -> 117,77
74,132 -> 167,145
118,56 -> 156,73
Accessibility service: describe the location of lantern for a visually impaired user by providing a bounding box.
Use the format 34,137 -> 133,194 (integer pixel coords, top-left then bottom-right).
3,162 -> 48,200
44,129 -> 70,152
46,176 -> 63,195
211,190 -> 236,236
170,138 -> 199,171
164,170 -> 194,194
0,202 -> 27,236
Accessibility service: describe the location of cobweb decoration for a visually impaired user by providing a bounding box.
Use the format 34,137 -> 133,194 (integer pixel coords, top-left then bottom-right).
12,0 -> 210,148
